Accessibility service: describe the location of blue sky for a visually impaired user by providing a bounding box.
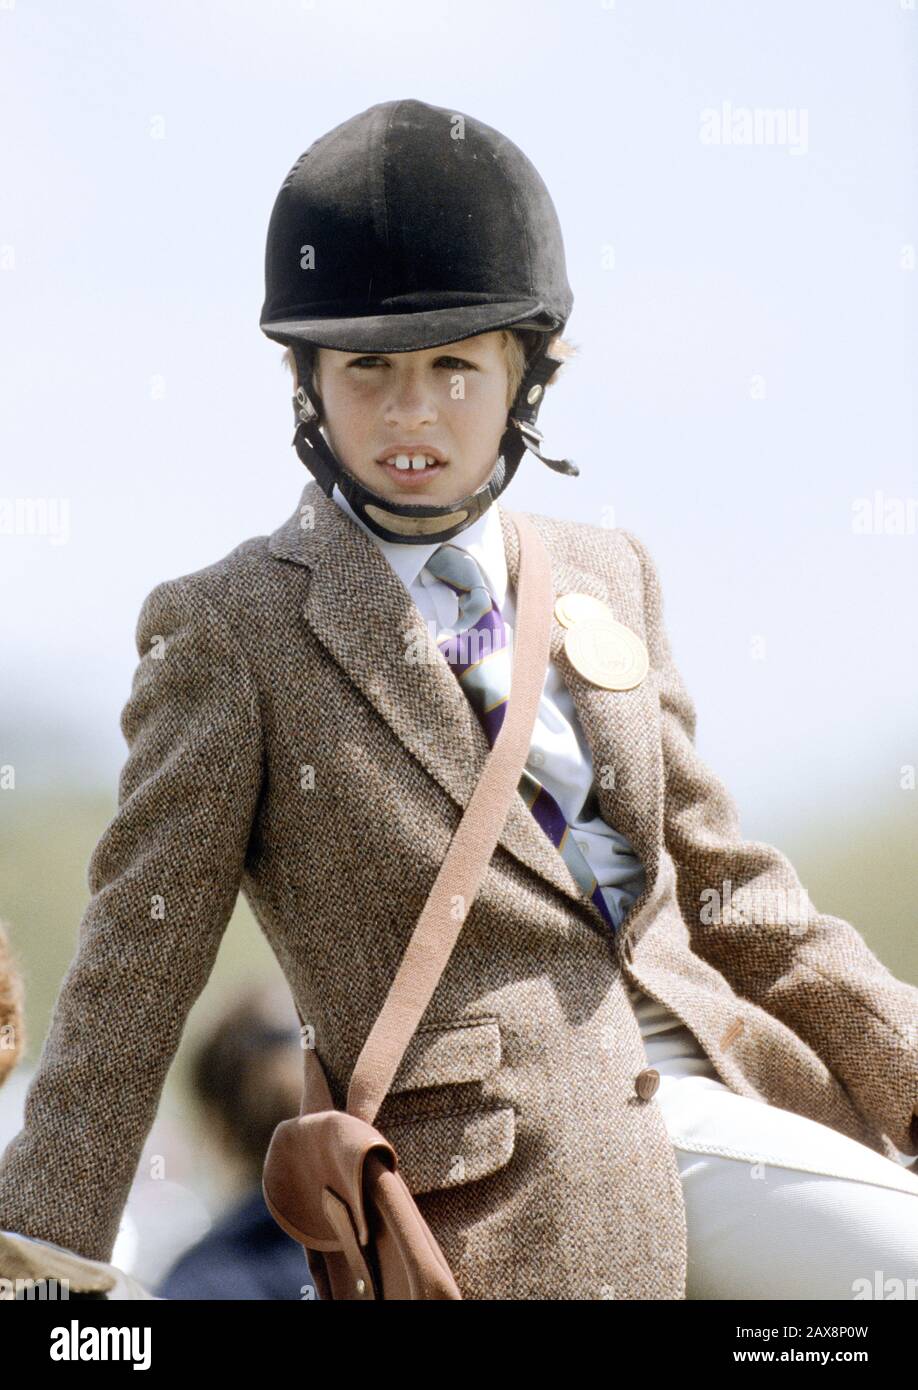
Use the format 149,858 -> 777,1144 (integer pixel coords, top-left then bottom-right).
1,0 -> 916,847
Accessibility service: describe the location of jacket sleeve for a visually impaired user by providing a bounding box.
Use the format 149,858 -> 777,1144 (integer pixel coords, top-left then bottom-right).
621,528 -> 918,1157
0,577 -> 264,1263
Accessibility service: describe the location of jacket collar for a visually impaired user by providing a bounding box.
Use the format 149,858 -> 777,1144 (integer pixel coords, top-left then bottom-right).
268,480 -> 662,941
329,481 -> 509,610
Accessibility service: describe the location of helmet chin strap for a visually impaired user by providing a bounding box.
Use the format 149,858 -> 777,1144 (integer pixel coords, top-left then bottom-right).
288,339 -> 579,546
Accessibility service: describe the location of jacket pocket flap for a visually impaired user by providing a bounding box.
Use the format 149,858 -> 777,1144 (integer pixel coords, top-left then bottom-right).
384,1107 -> 516,1195
389,1017 -> 501,1095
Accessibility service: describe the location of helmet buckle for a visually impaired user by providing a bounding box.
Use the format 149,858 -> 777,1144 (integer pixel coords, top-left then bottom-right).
512,419 -> 544,445
295,387 -> 317,422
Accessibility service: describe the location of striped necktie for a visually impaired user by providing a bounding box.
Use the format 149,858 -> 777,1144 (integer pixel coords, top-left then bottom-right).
422,542 -> 623,934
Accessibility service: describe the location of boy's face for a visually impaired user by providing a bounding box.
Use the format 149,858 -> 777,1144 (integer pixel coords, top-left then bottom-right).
314,331 -> 511,507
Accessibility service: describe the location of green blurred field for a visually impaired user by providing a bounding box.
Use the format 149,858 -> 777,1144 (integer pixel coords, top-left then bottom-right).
1,786 -> 916,1113
0,792 -> 286,1109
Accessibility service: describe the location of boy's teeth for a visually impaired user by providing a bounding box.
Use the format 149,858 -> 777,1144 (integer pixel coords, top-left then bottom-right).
389,453 -> 438,470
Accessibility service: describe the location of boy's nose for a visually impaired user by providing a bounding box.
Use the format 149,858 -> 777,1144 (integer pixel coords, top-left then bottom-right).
385,383 -> 438,427
385,362 -> 441,405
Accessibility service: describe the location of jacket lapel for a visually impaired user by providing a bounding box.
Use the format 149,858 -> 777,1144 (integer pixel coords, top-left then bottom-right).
268,481 -> 662,937
500,507 -> 663,930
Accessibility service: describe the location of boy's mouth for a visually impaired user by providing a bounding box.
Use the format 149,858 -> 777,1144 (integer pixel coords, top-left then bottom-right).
375,448 -> 448,487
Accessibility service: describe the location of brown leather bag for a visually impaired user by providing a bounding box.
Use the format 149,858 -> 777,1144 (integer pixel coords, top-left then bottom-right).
262,511 -> 554,1299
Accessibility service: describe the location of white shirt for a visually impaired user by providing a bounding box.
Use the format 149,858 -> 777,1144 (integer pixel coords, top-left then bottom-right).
331,483 -> 647,930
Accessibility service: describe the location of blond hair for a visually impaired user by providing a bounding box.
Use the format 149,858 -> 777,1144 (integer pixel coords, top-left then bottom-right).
281,328 -> 576,411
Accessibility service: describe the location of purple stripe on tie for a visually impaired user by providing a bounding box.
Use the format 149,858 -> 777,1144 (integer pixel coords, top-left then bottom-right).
533,787 -> 620,934
591,883 -> 619,931
529,786 -> 569,844
438,608 -> 508,678
480,698 -> 507,744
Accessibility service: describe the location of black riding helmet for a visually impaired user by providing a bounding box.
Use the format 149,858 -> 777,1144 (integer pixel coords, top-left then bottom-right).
260,98 -> 578,545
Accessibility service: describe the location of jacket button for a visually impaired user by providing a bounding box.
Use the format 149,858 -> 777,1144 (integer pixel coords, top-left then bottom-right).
635,1067 -> 660,1100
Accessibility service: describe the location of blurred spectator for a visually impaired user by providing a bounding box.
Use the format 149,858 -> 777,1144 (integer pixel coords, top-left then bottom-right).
0,919 -> 25,1088
0,921 -> 152,1298
155,980 -> 315,1300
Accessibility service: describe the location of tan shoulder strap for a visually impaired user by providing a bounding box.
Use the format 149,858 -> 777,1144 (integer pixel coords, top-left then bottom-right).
345,510 -> 553,1124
